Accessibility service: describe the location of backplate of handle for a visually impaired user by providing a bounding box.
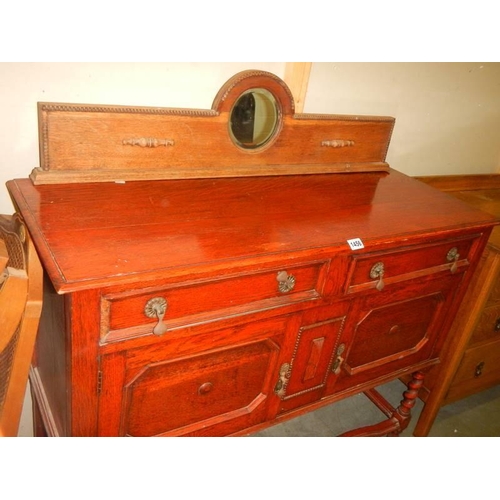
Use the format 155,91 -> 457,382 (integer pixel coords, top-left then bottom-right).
277,271 -> 296,293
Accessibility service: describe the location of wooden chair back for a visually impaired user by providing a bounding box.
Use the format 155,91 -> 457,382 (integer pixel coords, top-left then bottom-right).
0,214 -> 43,436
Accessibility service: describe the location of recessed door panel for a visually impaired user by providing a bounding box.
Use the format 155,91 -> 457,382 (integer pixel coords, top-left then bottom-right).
120,339 -> 280,436
346,294 -> 441,374
334,276 -> 463,392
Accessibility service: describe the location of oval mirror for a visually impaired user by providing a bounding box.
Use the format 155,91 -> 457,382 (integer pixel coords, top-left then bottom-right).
229,88 -> 279,149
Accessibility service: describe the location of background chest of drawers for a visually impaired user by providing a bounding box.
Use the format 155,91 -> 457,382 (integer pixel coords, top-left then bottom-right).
7,71 -> 498,437
412,175 -> 500,432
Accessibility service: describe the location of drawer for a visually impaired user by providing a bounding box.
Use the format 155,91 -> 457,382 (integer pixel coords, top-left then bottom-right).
101,260 -> 329,342
486,275 -> 500,307
446,339 -> 500,403
469,304 -> 500,345
346,237 -> 476,294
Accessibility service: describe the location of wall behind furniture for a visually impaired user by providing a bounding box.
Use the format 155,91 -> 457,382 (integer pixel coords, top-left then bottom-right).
0,62 -> 285,214
1,62 -> 499,213
305,63 -> 500,177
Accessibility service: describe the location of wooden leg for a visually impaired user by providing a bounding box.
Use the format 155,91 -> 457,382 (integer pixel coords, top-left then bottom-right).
339,371 -> 425,437
392,370 -> 425,432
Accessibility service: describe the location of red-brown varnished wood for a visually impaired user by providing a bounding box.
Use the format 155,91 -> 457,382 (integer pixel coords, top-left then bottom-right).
30,276 -> 68,436
8,170 -> 496,294
8,169 -> 499,437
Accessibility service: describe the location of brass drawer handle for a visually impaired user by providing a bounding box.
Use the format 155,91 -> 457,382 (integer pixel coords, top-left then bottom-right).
447,247 -> 460,274
474,361 -> 485,378
494,318 -> 500,332
144,297 -> 168,336
370,262 -> 385,291
277,271 -> 296,293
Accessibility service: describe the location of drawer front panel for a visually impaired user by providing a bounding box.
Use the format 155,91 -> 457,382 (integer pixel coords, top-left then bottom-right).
486,263 -> 500,306
121,339 -> 280,436
346,238 -> 475,293
469,304 -> 500,345
446,339 -> 500,403
102,260 -> 328,340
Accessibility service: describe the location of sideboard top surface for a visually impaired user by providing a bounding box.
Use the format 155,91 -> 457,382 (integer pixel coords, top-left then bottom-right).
7,169 -> 498,293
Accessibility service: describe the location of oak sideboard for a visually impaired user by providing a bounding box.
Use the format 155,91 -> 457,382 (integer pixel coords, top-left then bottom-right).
7,71 -> 498,436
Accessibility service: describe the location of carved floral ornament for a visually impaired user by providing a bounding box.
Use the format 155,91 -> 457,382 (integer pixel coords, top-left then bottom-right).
122,137 -> 174,148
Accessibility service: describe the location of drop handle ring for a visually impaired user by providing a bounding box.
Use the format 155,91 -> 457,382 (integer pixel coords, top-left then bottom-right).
370,262 -> 385,291
144,297 -> 168,335
447,247 -> 460,274
274,363 -> 290,398
331,343 -> 346,375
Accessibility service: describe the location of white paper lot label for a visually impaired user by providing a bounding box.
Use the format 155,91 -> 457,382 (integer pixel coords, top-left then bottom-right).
347,238 -> 364,251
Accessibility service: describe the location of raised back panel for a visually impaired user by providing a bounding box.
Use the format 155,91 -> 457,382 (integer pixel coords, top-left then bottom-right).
31,70 -> 395,184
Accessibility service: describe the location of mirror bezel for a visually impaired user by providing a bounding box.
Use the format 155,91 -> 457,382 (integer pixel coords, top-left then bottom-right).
228,87 -> 279,151
212,70 -> 295,153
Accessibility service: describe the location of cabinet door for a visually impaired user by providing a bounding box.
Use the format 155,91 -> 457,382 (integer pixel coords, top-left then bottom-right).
331,275 -> 462,393
277,302 -> 350,412
97,318 -> 286,436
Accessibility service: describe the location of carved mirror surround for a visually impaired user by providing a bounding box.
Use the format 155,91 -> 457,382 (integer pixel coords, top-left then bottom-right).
213,70 -> 295,154
31,70 -> 395,185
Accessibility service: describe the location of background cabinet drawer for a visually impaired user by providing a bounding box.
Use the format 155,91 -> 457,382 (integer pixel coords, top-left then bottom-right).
346,238 -> 475,293
445,339 -> 500,403
469,304 -> 500,345
486,261 -> 500,306
102,260 -> 329,341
